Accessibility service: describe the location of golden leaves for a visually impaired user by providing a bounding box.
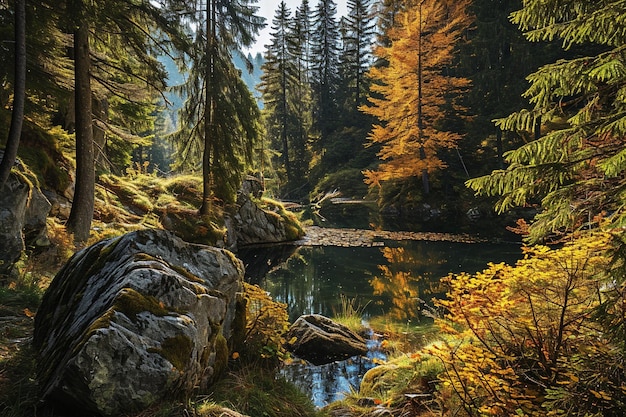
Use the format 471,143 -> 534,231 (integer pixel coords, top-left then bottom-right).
429,233 -> 619,415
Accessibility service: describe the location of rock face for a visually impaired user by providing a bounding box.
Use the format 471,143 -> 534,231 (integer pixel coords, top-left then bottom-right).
229,174 -> 288,248
285,314 -> 368,365
33,229 -> 244,416
0,157 -> 51,276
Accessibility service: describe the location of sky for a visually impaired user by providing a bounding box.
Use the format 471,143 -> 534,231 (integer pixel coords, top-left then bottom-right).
247,0 -> 348,56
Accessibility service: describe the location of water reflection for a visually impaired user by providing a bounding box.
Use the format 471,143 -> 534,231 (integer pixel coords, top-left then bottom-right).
241,238 -> 522,407
254,240 -> 521,323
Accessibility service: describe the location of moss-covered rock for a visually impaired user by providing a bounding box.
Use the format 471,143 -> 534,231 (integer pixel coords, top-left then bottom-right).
229,175 -> 305,248
0,154 -> 52,276
33,229 -> 244,416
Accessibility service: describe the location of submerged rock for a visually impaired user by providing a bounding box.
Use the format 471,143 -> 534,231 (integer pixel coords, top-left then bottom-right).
285,314 -> 367,365
33,229 -> 244,416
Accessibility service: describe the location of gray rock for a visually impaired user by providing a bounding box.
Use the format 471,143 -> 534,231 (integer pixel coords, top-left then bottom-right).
230,175 -> 288,248
33,229 -> 245,416
285,314 -> 368,365
0,158 -> 51,275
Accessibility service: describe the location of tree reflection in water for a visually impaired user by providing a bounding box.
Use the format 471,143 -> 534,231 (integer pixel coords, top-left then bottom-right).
253,239 -> 521,406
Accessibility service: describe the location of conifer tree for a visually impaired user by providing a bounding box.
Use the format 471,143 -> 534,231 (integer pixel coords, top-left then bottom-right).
361,0 -> 472,199
172,0 -> 264,213
466,0 -> 626,242
288,0 -> 314,187
260,2 -> 296,182
0,0 -> 25,189
64,0 -> 190,241
340,0 -> 375,113
310,0 -> 340,146
260,1 -> 313,196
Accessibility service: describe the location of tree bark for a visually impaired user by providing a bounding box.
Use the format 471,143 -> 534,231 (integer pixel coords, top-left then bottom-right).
200,0 -> 215,215
0,0 -> 26,189
67,21 -> 95,242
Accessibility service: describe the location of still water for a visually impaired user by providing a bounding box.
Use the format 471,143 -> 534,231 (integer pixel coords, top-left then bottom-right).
240,237 -> 522,407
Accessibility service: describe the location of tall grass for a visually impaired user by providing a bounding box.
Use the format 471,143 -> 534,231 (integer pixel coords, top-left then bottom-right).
331,294 -> 369,333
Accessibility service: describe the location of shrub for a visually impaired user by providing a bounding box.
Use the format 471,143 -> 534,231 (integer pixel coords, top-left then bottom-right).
427,233 -> 626,416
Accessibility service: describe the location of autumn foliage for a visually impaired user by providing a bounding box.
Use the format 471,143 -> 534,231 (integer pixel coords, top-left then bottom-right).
360,0 -> 472,193
427,234 -> 626,416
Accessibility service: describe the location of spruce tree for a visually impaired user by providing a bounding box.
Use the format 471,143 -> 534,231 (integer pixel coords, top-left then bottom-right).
172,0 -> 264,213
467,0 -> 626,242
288,0 -> 314,190
310,0 -> 340,147
340,0 -> 375,113
260,2 -> 296,183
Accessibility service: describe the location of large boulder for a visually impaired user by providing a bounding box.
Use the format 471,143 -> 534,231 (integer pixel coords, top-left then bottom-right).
0,156 -> 51,276
33,229 -> 245,416
285,314 -> 368,365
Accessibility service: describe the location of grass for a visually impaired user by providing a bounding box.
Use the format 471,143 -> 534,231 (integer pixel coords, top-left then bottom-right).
331,294 -> 369,334
208,366 -> 325,417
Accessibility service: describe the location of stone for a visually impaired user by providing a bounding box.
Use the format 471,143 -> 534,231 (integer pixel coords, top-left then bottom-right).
0,156 -> 51,276
285,314 -> 367,365
229,174 -> 288,248
33,229 -> 245,416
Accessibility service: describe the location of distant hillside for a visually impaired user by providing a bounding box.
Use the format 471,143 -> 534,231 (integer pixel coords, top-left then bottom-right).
234,52 -> 265,105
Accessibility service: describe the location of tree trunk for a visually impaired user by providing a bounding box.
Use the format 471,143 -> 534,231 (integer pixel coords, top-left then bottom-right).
0,0 -> 26,189
67,21 -> 95,243
200,0 -> 215,215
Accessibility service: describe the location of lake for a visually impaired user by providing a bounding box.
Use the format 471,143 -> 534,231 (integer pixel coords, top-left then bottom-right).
239,229 -> 522,407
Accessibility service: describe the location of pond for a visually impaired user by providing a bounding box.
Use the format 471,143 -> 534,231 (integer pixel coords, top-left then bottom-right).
239,233 -> 522,407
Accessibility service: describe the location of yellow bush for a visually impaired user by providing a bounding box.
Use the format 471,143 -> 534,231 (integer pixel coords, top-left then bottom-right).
428,233 -> 626,416
241,282 -> 290,365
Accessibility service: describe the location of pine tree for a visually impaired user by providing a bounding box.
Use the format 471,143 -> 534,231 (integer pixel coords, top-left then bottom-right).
310,0 -> 340,146
0,0 -> 26,189
260,2 -> 296,182
340,0 -> 375,113
466,0 -> 626,242
361,0 -> 472,200
172,0 -> 264,213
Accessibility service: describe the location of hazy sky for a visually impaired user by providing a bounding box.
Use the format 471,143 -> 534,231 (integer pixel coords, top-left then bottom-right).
248,0 -> 348,56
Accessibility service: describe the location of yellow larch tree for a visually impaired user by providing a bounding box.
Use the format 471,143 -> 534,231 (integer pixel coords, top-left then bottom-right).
360,0 -> 472,196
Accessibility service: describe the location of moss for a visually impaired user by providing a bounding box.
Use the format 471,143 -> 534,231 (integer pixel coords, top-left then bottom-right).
359,354 -> 443,400
149,334 -> 193,371
212,333 -> 229,379
16,123 -> 73,193
230,293 -> 248,352
114,288 -> 169,323
170,264 -> 205,284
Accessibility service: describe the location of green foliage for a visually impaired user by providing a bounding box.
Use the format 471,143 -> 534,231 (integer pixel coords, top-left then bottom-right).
467,0 -> 626,243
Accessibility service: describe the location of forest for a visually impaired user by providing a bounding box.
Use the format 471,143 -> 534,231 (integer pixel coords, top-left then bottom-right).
1,0 -> 626,416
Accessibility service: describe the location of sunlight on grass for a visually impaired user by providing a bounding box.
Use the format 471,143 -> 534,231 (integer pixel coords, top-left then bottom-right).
331,294 -> 369,333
